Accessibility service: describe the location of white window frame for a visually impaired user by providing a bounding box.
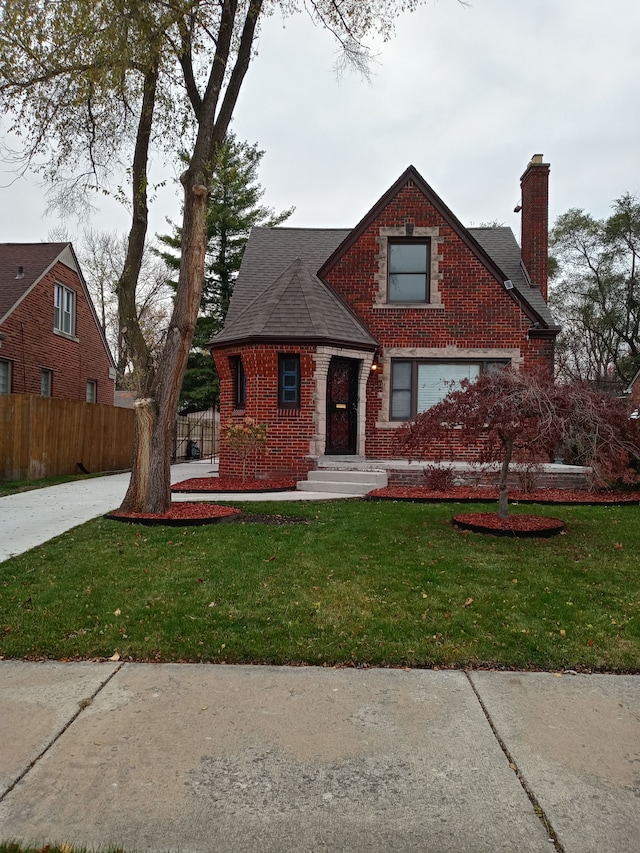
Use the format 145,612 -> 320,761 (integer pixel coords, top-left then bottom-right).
86,380 -> 97,403
0,358 -> 11,395
41,368 -> 53,398
54,283 -> 76,337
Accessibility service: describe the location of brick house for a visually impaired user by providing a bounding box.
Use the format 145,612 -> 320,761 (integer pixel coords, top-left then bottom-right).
209,156 -> 559,480
0,242 -> 116,404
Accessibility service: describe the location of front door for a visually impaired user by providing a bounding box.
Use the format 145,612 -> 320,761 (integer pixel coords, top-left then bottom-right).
326,357 -> 359,455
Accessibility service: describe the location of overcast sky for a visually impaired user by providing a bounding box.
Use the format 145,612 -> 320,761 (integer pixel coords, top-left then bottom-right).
1,0 -> 639,246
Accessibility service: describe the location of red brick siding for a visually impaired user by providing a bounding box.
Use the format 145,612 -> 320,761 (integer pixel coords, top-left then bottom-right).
214,343 -> 317,479
0,262 -> 114,404
214,180 -> 555,473
325,182 -> 554,462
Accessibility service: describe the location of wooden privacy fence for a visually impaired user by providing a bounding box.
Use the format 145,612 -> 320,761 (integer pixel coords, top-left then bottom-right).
0,394 -> 135,481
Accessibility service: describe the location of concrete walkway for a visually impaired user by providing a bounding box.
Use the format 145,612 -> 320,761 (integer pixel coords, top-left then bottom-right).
1,466 -> 639,851
0,460 -> 355,563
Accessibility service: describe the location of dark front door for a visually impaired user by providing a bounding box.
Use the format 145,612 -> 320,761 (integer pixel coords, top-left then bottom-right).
326,357 -> 359,455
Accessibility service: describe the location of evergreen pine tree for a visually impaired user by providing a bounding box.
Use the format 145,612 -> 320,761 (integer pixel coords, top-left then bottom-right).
158,134 -> 294,412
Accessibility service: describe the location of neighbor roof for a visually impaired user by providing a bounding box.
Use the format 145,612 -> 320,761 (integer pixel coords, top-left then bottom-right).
0,243 -> 70,322
0,242 -> 115,367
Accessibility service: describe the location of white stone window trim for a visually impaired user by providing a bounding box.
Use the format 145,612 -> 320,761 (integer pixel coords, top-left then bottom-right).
374,226 -> 444,308
375,346 -> 523,428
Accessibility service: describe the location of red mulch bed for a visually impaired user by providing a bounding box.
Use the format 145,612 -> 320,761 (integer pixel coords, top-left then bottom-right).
452,511 -> 566,538
368,486 -> 640,505
171,476 -> 297,493
107,503 -> 242,527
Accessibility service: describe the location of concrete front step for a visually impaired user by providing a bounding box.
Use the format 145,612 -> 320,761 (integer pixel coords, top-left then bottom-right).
297,468 -> 388,495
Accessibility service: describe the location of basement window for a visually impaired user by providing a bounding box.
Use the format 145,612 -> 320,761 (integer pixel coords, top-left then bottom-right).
0,359 -> 11,395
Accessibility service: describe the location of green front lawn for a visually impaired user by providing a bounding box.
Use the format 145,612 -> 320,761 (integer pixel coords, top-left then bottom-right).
1,500 -> 638,671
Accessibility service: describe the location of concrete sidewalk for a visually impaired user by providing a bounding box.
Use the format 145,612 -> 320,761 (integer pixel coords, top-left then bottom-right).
0,460 -> 355,563
1,661 -> 639,852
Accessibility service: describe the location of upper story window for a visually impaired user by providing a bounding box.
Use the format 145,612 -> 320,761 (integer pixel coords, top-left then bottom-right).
86,380 -> 97,403
0,359 -> 11,395
54,283 -> 76,336
278,354 -> 300,409
388,240 -> 430,303
232,356 -> 246,409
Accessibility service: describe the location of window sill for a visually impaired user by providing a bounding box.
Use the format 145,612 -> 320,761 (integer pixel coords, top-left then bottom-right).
277,408 -> 301,417
53,329 -> 79,342
373,303 -> 444,310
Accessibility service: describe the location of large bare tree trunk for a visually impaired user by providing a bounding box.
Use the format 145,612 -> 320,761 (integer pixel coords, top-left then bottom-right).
116,67 -> 157,395
120,180 -> 209,512
119,0 -> 263,514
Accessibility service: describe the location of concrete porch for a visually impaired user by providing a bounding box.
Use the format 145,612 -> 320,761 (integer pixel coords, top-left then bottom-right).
297,457 -> 590,495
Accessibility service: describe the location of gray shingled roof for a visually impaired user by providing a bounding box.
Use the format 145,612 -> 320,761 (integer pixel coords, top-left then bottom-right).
0,243 -> 70,322
223,227 -> 350,328
469,227 -> 558,328
212,219 -> 558,349
213,257 -> 377,349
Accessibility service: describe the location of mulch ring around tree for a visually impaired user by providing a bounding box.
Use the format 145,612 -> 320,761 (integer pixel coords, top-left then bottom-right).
171,476 -> 298,493
105,504 -> 311,527
106,503 -> 242,527
452,512 -> 566,538
368,486 -> 640,505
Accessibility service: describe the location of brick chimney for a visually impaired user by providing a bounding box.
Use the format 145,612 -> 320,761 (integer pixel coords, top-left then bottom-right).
520,154 -> 550,301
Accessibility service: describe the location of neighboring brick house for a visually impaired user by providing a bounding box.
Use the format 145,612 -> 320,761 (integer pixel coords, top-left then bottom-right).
626,368 -> 640,414
209,156 -> 560,480
0,242 -> 116,404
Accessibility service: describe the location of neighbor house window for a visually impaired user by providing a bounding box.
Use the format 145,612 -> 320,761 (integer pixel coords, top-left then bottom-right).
232,356 -> 246,409
41,369 -> 53,398
390,360 -> 508,420
54,283 -> 76,336
388,240 -> 430,303
86,380 -> 97,403
278,354 -> 300,409
0,359 -> 11,395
